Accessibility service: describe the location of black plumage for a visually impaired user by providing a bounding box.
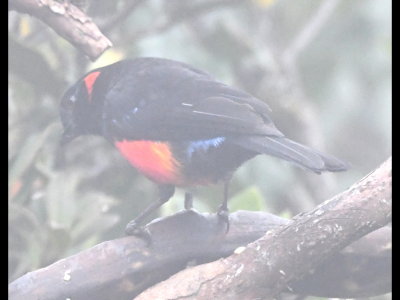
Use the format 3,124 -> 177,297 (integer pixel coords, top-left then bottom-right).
60,57 -> 349,234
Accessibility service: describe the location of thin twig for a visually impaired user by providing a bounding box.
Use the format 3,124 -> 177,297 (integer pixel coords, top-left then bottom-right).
283,0 -> 341,66
100,0 -> 145,33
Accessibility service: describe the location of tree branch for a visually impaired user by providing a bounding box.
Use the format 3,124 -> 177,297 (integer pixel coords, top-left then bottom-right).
100,0 -> 145,34
8,215 -> 391,300
9,158 -> 391,300
136,157 -> 391,299
130,0 -> 243,40
282,0 -> 341,66
9,0 -> 112,60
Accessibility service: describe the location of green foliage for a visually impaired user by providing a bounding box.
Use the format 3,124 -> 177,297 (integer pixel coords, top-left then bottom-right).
229,185 -> 269,212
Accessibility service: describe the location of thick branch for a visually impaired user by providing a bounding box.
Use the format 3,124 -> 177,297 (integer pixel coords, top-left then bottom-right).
290,225 -> 391,298
9,158 -> 391,300
136,157 -> 391,299
10,0 -> 112,60
8,214 -> 391,300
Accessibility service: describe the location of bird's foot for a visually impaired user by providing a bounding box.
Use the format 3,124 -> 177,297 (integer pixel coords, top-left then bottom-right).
217,207 -> 230,233
125,220 -> 152,245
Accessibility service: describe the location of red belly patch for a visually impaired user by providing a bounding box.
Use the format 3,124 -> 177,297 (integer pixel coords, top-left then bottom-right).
115,140 -> 182,184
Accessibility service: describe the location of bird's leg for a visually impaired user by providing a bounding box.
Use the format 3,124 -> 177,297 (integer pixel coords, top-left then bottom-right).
184,192 -> 193,210
125,185 -> 175,240
217,179 -> 231,232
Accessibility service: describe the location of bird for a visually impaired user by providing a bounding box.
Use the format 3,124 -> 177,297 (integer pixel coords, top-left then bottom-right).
59,57 -> 349,235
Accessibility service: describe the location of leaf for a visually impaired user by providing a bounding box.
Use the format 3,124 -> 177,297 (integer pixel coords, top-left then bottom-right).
89,48 -> 125,70
45,173 -> 80,229
19,17 -> 32,38
9,123 -> 58,197
69,191 -> 119,243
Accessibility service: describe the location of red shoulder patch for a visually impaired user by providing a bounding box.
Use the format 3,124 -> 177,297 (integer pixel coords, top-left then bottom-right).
83,71 -> 101,101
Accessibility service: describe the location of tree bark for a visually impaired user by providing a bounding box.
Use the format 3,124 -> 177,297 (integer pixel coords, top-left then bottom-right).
9,0 -> 112,60
136,157 -> 391,299
8,158 -> 391,300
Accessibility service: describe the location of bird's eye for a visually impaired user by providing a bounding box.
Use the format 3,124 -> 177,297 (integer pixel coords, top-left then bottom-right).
63,95 -> 75,110
61,89 -> 78,112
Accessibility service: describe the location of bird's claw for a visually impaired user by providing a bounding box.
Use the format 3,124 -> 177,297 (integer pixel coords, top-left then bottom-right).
125,220 -> 152,245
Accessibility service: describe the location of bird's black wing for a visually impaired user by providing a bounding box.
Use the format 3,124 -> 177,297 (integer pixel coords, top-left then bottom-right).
102,58 -> 348,173
102,58 -> 283,141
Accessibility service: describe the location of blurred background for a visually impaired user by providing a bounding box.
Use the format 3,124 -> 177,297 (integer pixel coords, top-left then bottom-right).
9,0 -> 391,297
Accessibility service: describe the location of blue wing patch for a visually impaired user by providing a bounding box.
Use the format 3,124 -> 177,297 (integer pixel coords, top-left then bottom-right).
187,137 -> 225,157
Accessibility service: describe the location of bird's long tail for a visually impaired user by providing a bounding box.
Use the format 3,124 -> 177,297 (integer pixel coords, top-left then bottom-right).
231,136 -> 349,174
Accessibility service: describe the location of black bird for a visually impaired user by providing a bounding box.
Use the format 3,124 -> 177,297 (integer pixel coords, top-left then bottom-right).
60,57 -> 348,234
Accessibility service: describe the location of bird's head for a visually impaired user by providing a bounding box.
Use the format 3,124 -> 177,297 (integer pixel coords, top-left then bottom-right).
60,71 -> 103,145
